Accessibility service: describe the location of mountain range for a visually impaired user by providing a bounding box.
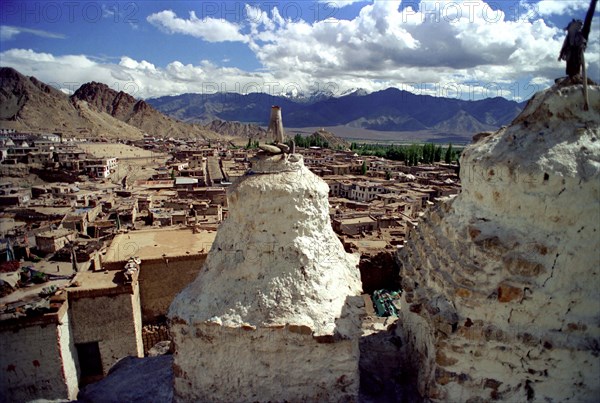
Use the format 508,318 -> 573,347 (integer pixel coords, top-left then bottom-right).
1,66 -> 526,143
147,88 -> 525,142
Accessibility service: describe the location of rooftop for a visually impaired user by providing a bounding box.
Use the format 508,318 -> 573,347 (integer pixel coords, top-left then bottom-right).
72,270 -> 121,291
36,228 -> 75,238
104,227 -> 216,262
175,177 -> 199,185
338,216 -> 376,225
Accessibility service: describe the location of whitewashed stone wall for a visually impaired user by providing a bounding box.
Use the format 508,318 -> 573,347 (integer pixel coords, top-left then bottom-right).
69,284 -> 144,375
57,310 -> 80,399
170,155 -> 363,402
0,307 -> 79,402
396,85 -> 600,401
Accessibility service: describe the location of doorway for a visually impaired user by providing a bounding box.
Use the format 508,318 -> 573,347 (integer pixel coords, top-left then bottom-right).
76,341 -> 103,385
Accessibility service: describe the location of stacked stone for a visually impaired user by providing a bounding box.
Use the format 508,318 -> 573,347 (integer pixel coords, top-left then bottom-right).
397,84 -> 600,401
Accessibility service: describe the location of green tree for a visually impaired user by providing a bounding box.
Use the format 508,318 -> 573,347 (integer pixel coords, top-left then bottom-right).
434,145 -> 443,162
294,133 -> 305,148
422,143 -> 435,164
445,144 -> 454,163
406,144 -> 420,166
361,160 -> 367,175
386,145 -> 406,161
385,171 -> 392,180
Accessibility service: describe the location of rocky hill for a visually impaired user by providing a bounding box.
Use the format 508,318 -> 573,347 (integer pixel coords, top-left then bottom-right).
306,128 -> 350,149
0,67 -> 143,139
71,82 -> 219,140
147,88 -> 525,142
204,119 -> 268,139
395,83 -> 600,401
0,67 -> 222,140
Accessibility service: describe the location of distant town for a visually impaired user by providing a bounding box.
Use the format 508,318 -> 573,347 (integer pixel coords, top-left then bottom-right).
0,128 -> 460,397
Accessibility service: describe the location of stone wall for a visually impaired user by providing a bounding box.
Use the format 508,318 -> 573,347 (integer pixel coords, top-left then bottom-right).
171,323 -> 360,402
69,284 -> 143,375
0,306 -> 79,402
138,255 -> 207,323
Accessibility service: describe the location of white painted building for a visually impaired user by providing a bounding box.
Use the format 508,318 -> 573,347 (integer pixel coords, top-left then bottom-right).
350,181 -> 387,202
85,158 -> 118,178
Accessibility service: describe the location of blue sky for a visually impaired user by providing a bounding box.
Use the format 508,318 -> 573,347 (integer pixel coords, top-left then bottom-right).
1,0 -> 598,101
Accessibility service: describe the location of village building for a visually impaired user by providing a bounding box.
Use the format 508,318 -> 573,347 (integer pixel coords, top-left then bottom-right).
333,215 -> 378,235
85,158 -> 118,179
100,228 -> 216,351
67,269 -> 144,384
35,228 -> 77,254
0,262 -> 143,401
0,189 -> 31,207
0,292 -> 79,402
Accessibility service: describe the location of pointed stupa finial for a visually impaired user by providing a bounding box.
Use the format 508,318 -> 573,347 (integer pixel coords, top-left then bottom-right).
267,105 -> 285,144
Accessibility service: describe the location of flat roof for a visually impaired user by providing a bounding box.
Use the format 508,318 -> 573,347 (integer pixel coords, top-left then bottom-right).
353,239 -> 388,250
104,228 -> 216,262
175,177 -> 199,185
25,207 -> 70,216
339,216 -> 376,225
36,228 -> 74,238
73,270 -> 120,291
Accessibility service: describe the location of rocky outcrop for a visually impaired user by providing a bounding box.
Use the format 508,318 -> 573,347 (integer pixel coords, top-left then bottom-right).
72,82 -> 219,140
0,67 -> 89,131
72,82 -> 139,120
0,67 -> 201,140
0,67 -> 146,139
204,119 -> 268,139
396,84 -> 600,401
169,153 -> 363,402
308,128 -> 350,149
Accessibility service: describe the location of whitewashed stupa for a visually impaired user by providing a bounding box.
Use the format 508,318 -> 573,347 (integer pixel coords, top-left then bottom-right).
396,84 -> 600,401
169,127 -> 363,401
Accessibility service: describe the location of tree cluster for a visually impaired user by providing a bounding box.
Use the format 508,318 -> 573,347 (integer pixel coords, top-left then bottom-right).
289,133 -> 330,149
350,142 -> 459,166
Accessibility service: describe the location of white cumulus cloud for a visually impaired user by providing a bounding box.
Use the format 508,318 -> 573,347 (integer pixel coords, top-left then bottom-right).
2,0 -> 598,101
146,10 -> 248,43
0,49 -> 282,99
238,0 -> 590,93
534,0 -> 590,16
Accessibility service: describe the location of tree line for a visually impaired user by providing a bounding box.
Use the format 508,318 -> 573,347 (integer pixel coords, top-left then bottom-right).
350,142 -> 458,166
246,134 -> 331,149
247,134 -> 460,166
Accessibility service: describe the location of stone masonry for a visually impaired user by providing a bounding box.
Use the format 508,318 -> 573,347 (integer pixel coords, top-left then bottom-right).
396,84 -> 600,402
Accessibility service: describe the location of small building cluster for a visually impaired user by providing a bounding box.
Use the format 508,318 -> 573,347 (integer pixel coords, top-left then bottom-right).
0,131 -> 118,179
